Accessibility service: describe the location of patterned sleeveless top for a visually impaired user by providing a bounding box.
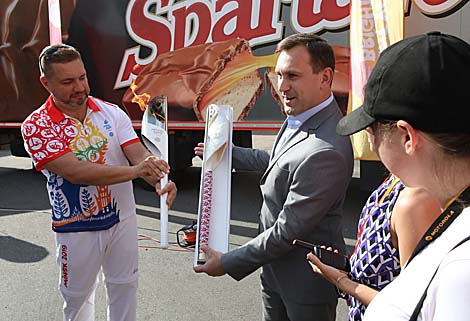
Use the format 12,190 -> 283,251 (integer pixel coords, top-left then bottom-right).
347,175 -> 404,321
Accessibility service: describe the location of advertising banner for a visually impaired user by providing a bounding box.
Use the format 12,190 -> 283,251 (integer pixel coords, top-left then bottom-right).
349,0 -> 404,160
2,0 -> 469,160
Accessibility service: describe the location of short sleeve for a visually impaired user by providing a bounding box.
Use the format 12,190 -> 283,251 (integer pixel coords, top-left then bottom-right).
21,111 -> 72,170
114,107 -> 139,148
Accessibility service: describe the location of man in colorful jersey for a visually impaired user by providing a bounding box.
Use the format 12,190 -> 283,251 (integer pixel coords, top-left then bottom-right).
21,44 -> 177,321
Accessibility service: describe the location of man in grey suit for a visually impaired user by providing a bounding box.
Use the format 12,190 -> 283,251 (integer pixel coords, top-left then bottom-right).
194,33 -> 353,321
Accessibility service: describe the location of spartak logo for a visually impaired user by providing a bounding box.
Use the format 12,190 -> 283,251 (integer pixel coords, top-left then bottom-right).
114,0 -> 350,89
114,0 -> 467,89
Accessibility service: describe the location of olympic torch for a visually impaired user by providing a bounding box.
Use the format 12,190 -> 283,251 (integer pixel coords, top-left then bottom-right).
195,105 -> 231,265
141,96 -> 169,248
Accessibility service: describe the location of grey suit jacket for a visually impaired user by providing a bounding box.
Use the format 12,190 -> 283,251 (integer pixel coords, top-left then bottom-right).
221,99 -> 353,305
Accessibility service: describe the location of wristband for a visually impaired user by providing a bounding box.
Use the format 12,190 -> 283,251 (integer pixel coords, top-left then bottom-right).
335,274 -> 349,299
335,274 -> 348,287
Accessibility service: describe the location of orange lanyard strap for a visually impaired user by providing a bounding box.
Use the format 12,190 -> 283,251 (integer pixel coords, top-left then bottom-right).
407,184 -> 470,266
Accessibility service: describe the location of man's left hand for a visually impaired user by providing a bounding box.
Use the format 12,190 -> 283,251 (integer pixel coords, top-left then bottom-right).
156,180 -> 177,208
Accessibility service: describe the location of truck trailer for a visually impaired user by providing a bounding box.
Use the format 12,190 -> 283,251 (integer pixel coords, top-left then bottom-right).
1,0 -> 469,184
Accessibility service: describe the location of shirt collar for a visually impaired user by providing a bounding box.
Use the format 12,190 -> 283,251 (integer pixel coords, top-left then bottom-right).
286,94 -> 334,128
45,95 -> 100,123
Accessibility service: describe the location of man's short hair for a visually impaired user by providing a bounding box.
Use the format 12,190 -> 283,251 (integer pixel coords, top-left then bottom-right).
275,32 -> 335,73
39,44 -> 82,77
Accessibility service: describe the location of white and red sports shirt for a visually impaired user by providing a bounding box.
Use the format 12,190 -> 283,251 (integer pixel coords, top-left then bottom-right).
21,96 -> 140,232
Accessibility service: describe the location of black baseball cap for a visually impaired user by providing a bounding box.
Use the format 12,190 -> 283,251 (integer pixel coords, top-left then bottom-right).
336,31 -> 470,136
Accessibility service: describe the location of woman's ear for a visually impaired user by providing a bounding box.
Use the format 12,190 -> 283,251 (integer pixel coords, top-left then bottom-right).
396,120 -> 419,155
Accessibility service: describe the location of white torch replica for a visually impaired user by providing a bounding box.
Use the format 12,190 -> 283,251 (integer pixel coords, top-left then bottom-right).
141,96 -> 169,248
195,104 -> 233,266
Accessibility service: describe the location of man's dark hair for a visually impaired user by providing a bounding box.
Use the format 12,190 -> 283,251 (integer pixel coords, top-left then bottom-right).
39,44 -> 82,78
275,33 -> 335,73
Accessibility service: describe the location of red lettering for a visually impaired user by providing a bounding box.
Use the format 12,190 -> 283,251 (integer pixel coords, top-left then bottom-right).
62,263 -> 68,287
128,0 -> 172,57
61,245 -> 67,260
115,0 -> 172,88
212,0 -> 277,42
61,245 -> 68,287
424,0 -> 452,4
172,2 -> 212,50
115,0 -> 466,90
115,52 -> 138,88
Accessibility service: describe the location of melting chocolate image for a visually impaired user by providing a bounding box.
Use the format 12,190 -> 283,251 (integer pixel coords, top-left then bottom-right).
122,38 -> 264,122
0,0 -> 75,122
2,0 -> 350,124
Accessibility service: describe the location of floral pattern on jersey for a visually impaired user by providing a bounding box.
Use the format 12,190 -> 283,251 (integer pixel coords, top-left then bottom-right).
48,118 -> 119,229
69,119 -> 108,163
23,105 -> 120,231
22,110 -> 74,164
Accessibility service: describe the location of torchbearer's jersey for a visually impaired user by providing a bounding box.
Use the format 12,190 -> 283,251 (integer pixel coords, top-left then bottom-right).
21,96 -> 140,233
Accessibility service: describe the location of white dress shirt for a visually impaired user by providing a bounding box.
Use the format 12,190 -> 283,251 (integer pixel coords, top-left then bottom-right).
273,94 -> 334,158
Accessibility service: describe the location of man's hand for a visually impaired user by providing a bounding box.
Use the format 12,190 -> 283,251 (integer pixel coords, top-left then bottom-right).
194,142 -> 204,158
194,142 -> 234,158
134,155 -> 170,179
156,180 -> 177,208
193,244 -> 225,277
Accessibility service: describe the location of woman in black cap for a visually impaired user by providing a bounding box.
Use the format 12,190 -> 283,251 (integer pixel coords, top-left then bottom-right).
310,32 -> 470,321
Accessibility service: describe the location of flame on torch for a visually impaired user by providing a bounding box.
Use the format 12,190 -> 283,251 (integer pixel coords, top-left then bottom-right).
130,82 -> 151,111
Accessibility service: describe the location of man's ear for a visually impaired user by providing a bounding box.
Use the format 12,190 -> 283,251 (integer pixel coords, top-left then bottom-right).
396,120 -> 419,155
321,67 -> 334,88
39,76 -> 49,91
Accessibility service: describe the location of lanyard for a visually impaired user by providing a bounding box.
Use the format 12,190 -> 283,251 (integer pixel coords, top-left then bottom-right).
406,184 -> 470,266
352,176 -> 401,255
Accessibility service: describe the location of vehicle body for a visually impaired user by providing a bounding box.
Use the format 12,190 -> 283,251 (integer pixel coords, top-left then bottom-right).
1,0 -> 469,176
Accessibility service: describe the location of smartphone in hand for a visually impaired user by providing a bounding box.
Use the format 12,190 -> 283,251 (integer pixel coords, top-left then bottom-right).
293,239 -> 351,273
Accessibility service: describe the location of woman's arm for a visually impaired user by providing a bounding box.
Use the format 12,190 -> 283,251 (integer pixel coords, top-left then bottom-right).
307,253 -> 379,306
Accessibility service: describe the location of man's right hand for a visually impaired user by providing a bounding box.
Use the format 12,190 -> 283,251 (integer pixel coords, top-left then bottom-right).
134,155 -> 170,180
193,244 -> 225,277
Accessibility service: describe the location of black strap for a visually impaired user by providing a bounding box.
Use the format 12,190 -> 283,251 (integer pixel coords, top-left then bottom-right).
409,235 -> 470,321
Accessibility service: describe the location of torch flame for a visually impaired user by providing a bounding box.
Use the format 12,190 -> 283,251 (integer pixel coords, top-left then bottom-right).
130,82 -> 151,111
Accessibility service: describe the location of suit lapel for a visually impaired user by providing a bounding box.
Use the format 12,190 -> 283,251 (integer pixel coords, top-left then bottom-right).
270,128 -> 305,164
261,102 -> 339,183
262,128 -> 308,183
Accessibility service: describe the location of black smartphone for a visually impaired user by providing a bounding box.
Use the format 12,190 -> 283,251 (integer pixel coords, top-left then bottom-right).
293,239 -> 351,273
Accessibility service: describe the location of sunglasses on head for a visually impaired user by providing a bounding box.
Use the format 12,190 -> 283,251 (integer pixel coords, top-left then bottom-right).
39,44 -> 73,74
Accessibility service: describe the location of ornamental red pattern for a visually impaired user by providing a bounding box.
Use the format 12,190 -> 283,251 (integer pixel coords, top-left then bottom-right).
22,107 -> 77,167
198,170 -> 213,256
